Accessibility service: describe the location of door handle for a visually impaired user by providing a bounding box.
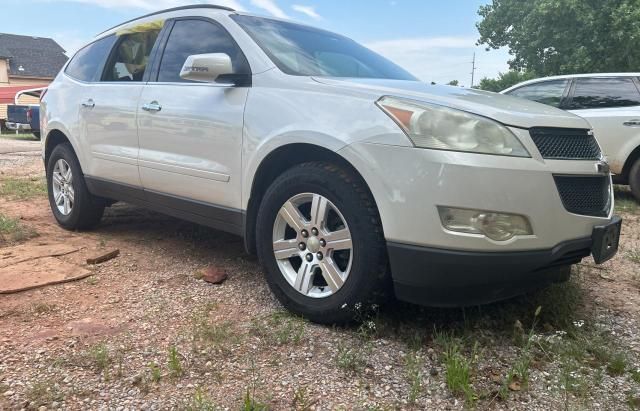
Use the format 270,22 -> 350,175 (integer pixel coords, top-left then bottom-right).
81,99 -> 95,109
142,101 -> 162,112
623,119 -> 640,127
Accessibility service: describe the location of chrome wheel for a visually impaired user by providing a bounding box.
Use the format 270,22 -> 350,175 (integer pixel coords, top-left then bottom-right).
51,159 -> 74,216
272,193 -> 353,299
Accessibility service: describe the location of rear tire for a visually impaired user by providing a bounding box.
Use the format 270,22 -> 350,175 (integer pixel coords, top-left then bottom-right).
46,143 -> 105,230
630,158 -> 640,202
256,162 -> 389,324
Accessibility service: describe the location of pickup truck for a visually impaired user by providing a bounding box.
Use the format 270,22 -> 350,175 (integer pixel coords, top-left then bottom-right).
6,87 -> 44,139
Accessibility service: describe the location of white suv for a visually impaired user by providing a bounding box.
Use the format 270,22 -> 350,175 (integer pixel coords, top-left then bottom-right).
502,74 -> 640,200
41,5 -> 621,323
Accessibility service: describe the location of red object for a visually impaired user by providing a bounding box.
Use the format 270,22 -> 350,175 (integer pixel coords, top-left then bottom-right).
0,85 -> 48,104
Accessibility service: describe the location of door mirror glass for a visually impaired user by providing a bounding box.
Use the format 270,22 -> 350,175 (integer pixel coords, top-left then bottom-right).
179,53 -> 234,83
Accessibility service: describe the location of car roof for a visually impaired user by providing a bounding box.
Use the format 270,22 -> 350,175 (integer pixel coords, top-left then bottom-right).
96,4 -> 237,37
502,73 -> 640,93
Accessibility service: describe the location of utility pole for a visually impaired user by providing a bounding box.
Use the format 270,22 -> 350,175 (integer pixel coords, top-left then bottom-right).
470,52 -> 477,88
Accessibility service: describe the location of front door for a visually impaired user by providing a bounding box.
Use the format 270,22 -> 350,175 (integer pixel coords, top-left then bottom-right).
137,18 -> 251,228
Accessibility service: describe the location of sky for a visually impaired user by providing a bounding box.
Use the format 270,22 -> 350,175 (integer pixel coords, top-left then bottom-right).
1,0 -> 510,87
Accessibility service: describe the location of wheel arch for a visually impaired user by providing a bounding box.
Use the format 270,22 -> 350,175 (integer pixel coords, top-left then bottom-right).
621,144 -> 640,183
243,143 -> 380,255
44,128 -> 81,171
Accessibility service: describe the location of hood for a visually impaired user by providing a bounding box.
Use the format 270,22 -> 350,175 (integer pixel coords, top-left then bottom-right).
312,77 -> 589,130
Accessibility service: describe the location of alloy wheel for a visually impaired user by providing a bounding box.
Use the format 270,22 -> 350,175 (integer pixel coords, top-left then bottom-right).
272,193 -> 353,299
51,159 -> 74,216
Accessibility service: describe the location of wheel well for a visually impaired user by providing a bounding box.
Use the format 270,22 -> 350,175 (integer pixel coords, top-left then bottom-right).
244,143 -> 376,255
622,145 -> 640,182
44,129 -> 72,167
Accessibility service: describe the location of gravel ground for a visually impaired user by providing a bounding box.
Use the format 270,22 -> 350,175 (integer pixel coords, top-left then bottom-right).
1,137 -> 639,410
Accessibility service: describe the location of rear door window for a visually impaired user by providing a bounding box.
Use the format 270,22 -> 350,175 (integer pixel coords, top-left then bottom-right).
101,24 -> 162,82
507,80 -> 569,108
65,36 -> 116,82
568,78 -> 640,109
156,19 -> 250,83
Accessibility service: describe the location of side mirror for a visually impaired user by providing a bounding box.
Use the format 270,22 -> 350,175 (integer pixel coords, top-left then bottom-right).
179,53 -> 234,83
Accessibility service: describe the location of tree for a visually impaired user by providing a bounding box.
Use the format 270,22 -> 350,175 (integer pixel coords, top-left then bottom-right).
447,80 -> 459,86
477,71 -> 537,92
477,0 -> 640,76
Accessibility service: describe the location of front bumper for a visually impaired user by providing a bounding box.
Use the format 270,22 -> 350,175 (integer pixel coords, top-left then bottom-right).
388,238 -> 589,306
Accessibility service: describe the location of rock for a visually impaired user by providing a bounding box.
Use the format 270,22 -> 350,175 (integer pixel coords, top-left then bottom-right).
202,266 -> 228,285
3,390 -> 14,397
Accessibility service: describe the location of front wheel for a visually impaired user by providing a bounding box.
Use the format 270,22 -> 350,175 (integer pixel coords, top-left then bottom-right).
256,162 -> 389,324
630,158 -> 640,202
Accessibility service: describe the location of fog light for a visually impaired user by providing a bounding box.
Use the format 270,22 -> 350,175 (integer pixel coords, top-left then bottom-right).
438,207 -> 533,241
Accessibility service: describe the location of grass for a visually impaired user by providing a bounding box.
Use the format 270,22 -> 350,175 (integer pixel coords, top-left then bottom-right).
186,388 -> 219,411
89,343 -> 110,372
25,380 -> 63,407
32,302 -> 56,314
168,345 -> 183,378
335,341 -> 369,374
251,311 -> 306,346
434,331 -> 478,407
614,185 -> 639,214
404,351 -> 423,403
0,212 -> 37,243
0,177 -> 47,200
191,304 -> 239,352
0,132 -> 38,140
627,249 -> 640,265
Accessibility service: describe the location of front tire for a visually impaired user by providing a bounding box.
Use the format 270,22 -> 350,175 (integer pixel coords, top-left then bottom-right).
256,162 -> 389,324
46,143 -> 105,230
630,158 -> 640,202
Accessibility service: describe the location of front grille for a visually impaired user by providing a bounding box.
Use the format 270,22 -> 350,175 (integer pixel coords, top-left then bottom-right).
530,128 -> 601,160
554,175 -> 611,217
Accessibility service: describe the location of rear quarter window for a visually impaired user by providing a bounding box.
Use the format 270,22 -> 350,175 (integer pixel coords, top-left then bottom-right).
568,77 -> 640,109
65,36 -> 116,82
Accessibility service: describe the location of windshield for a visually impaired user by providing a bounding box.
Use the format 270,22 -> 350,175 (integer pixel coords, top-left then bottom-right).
232,15 -> 417,81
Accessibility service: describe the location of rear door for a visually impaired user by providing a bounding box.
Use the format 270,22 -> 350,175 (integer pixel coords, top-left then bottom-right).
78,24 -> 164,187
566,77 -> 640,174
137,17 -> 251,230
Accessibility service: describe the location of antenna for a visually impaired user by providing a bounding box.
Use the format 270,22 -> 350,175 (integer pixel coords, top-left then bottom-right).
470,52 -> 477,88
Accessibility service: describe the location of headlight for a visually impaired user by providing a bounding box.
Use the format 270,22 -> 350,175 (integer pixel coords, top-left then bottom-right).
377,96 -> 530,157
438,207 -> 533,242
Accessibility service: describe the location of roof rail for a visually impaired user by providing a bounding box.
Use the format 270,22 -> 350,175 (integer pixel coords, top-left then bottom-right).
96,4 -> 235,36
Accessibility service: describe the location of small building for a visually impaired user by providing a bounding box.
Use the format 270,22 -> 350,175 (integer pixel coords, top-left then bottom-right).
0,33 -> 68,123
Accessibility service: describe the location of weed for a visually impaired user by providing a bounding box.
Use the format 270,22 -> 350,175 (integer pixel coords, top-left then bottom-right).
242,388 -> 269,411
186,388 -> 218,411
0,212 -> 37,243
26,380 -> 63,407
168,345 -> 183,378
86,276 -> 98,286
149,362 -> 162,383
404,351 -> 423,403
614,185 -> 639,214
32,302 -> 56,314
89,343 -> 110,372
627,249 -> 640,264
251,311 -> 306,346
0,177 -> 46,200
242,359 -> 269,411
335,341 -> 369,374
292,386 -> 315,410
434,329 -> 477,406
606,352 -> 627,376
631,368 -> 640,384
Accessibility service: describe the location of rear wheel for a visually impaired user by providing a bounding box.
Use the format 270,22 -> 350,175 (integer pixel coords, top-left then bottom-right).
630,158 -> 640,202
256,162 -> 389,324
46,143 -> 105,230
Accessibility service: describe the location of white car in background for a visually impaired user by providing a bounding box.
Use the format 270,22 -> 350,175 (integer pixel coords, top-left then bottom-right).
502,74 -> 640,200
